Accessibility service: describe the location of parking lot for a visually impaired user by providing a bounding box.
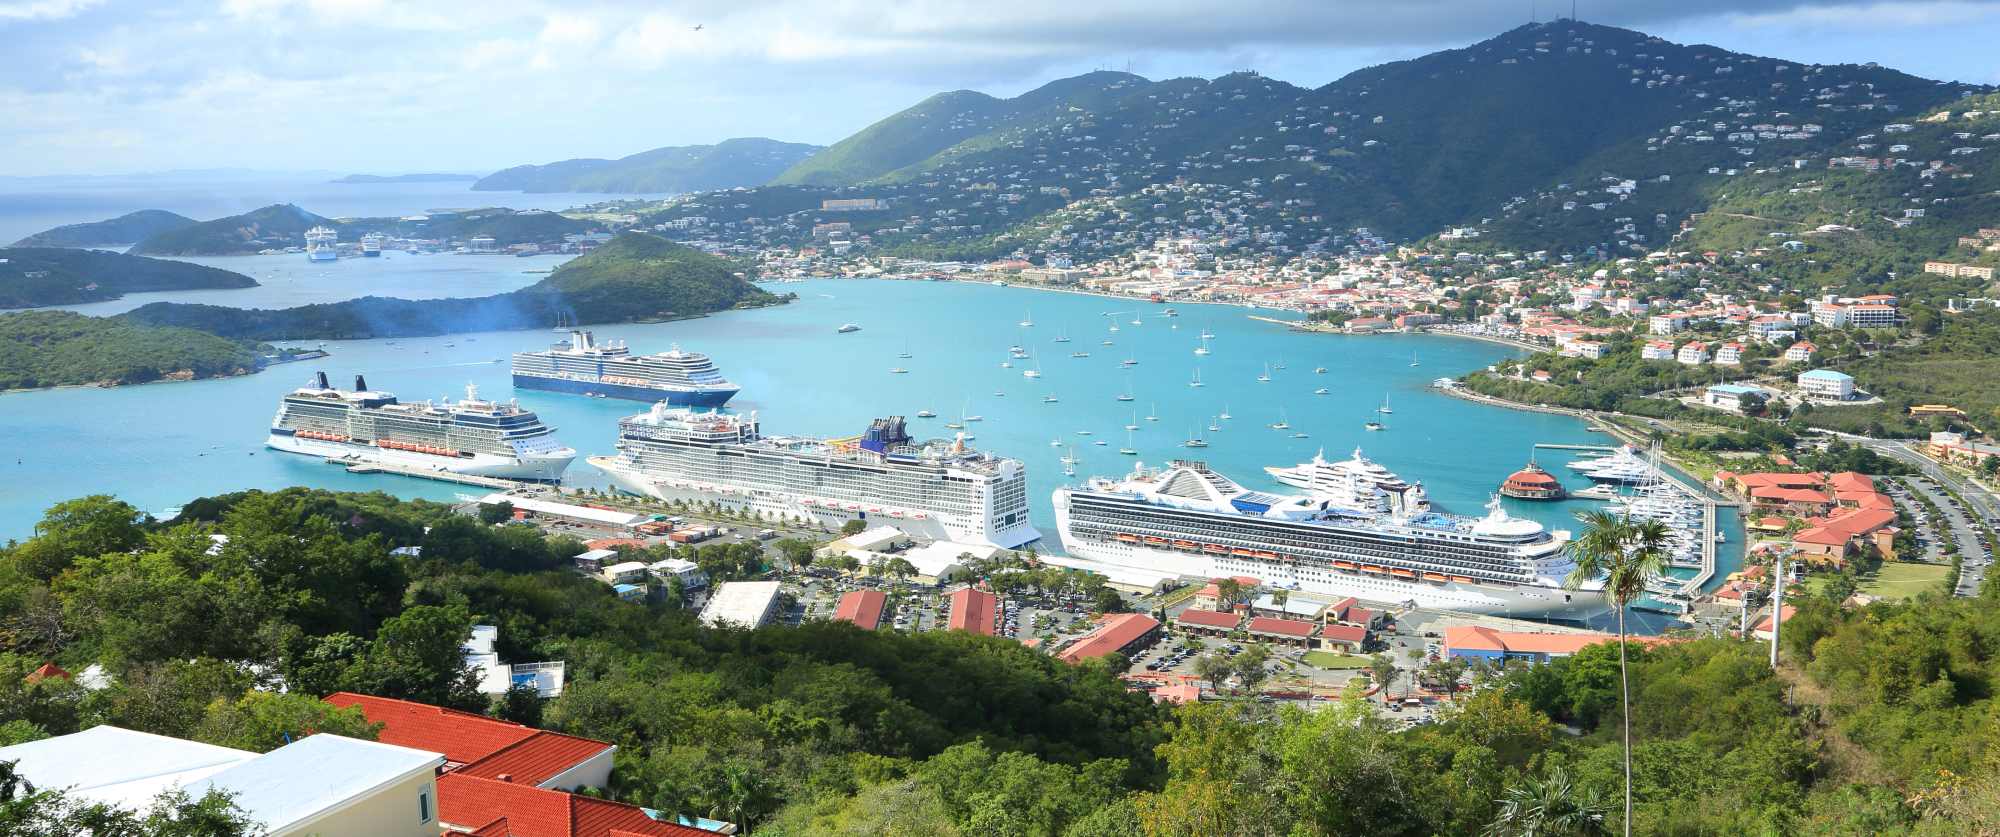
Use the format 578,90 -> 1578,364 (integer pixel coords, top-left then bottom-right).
1895,477 -> 1994,596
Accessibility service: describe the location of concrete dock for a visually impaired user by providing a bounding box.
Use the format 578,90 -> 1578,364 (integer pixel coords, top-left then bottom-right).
330,459 -> 522,490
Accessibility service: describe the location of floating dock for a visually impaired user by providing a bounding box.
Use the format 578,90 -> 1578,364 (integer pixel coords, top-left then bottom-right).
330,459 -> 523,490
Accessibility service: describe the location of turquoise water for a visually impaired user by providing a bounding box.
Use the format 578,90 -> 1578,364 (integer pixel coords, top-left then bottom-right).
1,273 -> 1739,628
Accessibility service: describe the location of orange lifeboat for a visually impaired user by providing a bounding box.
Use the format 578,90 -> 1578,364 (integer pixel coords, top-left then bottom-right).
1389,568 -> 1416,578
1203,544 -> 1229,554
1254,550 -> 1279,560
1173,540 -> 1199,551
1450,575 -> 1474,583
1231,547 -> 1257,557
1144,536 -> 1169,545
1114,533 -> 1141,544
1423,572 -> 1450,582
1360,565 -> 1385,574
1332,561 -> 1357,570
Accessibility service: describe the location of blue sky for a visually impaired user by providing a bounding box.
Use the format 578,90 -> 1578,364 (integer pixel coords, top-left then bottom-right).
3,0 -> 1998,176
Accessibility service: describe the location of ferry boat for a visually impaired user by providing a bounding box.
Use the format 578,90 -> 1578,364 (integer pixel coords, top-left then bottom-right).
590,408 -> 1040,550
1265,447 -> 1431,515
1052,460 -> 1598,618
511,330 -> 739,407
305,226 -> 338,261
267,373 -> 574,480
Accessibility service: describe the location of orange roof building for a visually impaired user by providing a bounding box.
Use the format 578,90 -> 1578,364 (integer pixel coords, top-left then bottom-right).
833,589 -> 888,631
1498,461 -> 1566,500
946,587 -> 999,636
1443,626 -> 1676,664
324,693 -> 613,791
439,774 -> 713,837
1057,613 -> 1161,664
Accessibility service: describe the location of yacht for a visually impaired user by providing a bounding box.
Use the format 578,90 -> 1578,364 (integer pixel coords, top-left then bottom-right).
1265,446 -> 1432,516
1071,351 -> 1091,358
1365,419 -> 1385,431
890,367 -> 909,374
1188,368 -> 1204,388
1044,394 -> 1060,404
1314,387 -> 1330,396
1220,404 -> 1232,420
1378,394 -> 1393,414
1270,409 -> 1291,431
1315,366 -> 1328,374
916,410 -> 937,418
1256,364 -> 1272,383
1125,413 -> 1140,431
1054,330 -> 1071,343
1019,310 -> 1034,328
1120,429 -> 1138,455
837,323 -> 861,333
1146,404 -> 1160,422
1194,334 -> 1212,356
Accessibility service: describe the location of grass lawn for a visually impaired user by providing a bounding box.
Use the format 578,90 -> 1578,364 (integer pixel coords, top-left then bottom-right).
1859,561 -> 1951,601
1303,651 -> 1372,670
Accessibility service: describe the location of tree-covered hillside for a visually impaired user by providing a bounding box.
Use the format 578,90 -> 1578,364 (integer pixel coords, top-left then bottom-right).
114,204 -> 599,256
0,247 -> 257,309
127,203 -> 333,256
477,138 -> 822,194
0,310 -> 260,389
117,232 -> 782,340
9,209 -> 196,248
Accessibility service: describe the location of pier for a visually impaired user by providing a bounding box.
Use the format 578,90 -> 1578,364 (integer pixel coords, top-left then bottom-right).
329,459 -> 523,490
1531,442 -> 1731,597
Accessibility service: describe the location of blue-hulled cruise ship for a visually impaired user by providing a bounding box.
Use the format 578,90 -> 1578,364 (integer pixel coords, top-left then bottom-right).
511,330 -> 740,407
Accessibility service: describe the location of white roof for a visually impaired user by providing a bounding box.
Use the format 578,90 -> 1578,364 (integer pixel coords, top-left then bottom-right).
603,561 -> 649,575
574,548 -> 620,563
842,525 -> 905,551
0,726 -> 253,809
902,540 -> 999,578
478,493 -> 648,527
649,557 -> 700,573
700,580 -> 782,628
184,734 -> 443,833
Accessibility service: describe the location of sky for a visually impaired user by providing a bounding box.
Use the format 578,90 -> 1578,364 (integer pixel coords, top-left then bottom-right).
3,0 -> 1999,176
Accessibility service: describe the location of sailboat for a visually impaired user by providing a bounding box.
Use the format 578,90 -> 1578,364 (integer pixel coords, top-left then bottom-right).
1183,426 -> 1208,448
1061,447 -> 1079,465
1019,309 -> 1034,327
1044,393 -> 1060,404
946,399 -> 968,430
1194,334 -> 1211,356
1270,408 -> 1291,430
1024,355 -> 1042,379
898,339 -> 913,359
1146,403 -> 1160,422
1117,381 -> 1135,402
1050,438 -> 1063,447
1188,368 -> 1204,388
1314,387 -> 1329,395
917,409 -> 937,418
889,366 -> 909,374
1120,429 -> 1137,455
1365,416 -> 1385,431
1054,329 -> 1071,344
1125,412 -> 1140,431
1220,404 -> 1232,420
1199,326 -> 1215,340
1256,364 -> 1272,383
1378,394 -> 1394,414
1207,416 -> 1221,433
1410,351 -> 1420,368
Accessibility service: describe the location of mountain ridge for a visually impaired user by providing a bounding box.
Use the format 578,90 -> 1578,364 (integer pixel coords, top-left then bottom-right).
474,137 -> 822,194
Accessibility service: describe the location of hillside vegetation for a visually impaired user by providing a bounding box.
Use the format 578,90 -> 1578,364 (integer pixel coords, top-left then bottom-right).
117,232 -> 782,340
9,209 -> 196,248
0,310 -> 260,389
0,248 -> 257,309
477,138 -> 821,193
112,203 -> 598,256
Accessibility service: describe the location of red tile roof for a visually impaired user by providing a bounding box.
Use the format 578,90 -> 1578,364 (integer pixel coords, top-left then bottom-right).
947,587 -> 998,636
25,662 -> 70,684
457,732 -> 614,788
1057,613 -> 1160,664
1245,616 -> 1317,638
326,692 -> 541,767
1175,608 -> 1241,629
1444,626 -> 1675,656
1319,623 -> 1369,644
439,774 -> 709,837
833,589 -> 887,631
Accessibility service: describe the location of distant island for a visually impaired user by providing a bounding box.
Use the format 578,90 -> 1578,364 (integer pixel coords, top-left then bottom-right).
473,137 -> 820,194
331,173 -> 481,184
0,310 -> 263,390
10,209 -> 197,248
119,231 -> 788,340
0,248 -> 258,309
86,203 -> 601,257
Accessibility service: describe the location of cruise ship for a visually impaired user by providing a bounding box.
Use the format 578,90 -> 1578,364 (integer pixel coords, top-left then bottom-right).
267,373 -> 575,480
590,407 -> 1040,550
305,226 -> 338,261
511,330 -> 739,407
1264,447 -> 1431,516
1567,446 -> 1655,484
360,233 -> 384,257
1053,460 -> 1601,618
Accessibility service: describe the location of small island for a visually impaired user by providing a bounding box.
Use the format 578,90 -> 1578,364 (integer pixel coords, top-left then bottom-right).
0,310 -> 263,390
114,203 -> 598,257
119,231 -> 789,340
0,248 -> 259,309
10,209 -> 197,248
331,173 -> 481,184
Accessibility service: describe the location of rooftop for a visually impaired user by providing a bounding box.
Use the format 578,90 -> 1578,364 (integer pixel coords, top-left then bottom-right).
184,733 -> 444,834
699,580 -> 783,629
833,589 -> 888,630
1175,608 -> 1242,629
947,587 -> 999,636
478,493 -> 649,527
1057,613 -> 1160,663
0,725 -> 254,809
325,692 -> 610,784
438,774 -> 712,837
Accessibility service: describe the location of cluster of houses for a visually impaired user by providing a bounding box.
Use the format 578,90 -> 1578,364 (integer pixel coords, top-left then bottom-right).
1170,577 -> 1385,653
1715,470 -> 1899,566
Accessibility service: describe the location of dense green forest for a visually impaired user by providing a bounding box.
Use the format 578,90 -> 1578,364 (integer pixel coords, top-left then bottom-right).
113,203 -> 598,256
117,232 -> 785,340
476,138 -> 822,193
0,247 -> 257,309
2,487 -> 1996,834
8,210 -> 196,248
0,310 -> 261,390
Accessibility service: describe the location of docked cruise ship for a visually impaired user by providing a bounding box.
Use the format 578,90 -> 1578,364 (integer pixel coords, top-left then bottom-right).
360,233 -> 384,257
512,330 -> 739,406
1054,460 -> 1602,619
267,373 -> 575,481
305,226 -> 338,261
590,406 -> 1040,550
1265,447 -> 1431,516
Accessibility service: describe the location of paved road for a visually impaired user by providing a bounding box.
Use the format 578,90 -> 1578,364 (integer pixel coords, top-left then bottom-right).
1894,475 -> 1991,596
1852,437 -> 2000,524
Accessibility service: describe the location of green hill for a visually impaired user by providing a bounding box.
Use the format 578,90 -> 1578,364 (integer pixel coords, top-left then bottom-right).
118,232 -> 783,340
475,138 -> 822,193
331,173 -> 479,184
129,204 -> 333,256
11,209 -> 197,248
0,248 -> 258,309
0,309 -> 260,390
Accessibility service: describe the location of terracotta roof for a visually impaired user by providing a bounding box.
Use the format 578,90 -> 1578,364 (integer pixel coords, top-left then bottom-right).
1319,623 -> 1369,644
325,693 -> 542,767
456,733 -> 613,787
1245,616 -> 1317,638
1175,608 -> 1241,629
833,589 -> 887,631
438,774 -> 709,837
1342,607 -> 1378,626
947,587 -> 998,636
1444,625 -> 1675,656
25,662 -> 70,684
1057,613 -> 1160,663
1753,606 -> 1798,634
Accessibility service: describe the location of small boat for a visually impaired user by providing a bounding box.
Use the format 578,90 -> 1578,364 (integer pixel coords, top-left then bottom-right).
994,390 -> 1005,397
1116,390 -> 1135,402
1050,438 -> 1063,447
1147,404 -> 1159,422
945,421 -> 965,430
1124,413 -> 1140,431
1315,366 -> 1328,374
917,410 -> 937,418
966,415 -> 983,422
1164,308 -> 1179,317
1207,418 -> 1221,432
1189,368 -> 1204,388
1291,431 -> 1309,439
1054,330 -> 1071,343
1094,440 -> 1108,446
1000,361 -> 1013,368
837,323 -> 861,333
1063,464 -> 1076,477
899,340 -> 913,359
1194,334 -> 1212,356
1200,328 -> 1215,339
1410,352 -> 1420,368
1256,364 -> 1272,383
1102,339 -> 1115,346
1273,360 -> 1286,370
1076,429 -> 1093,436
1071,351 -> 1090,358
1019,309 -> 1034,328
1184,438 -> 1209,448
1044,394 -> 1060,404
890,367 -> 909,374
1121,358 -> 1138,366
1270,408 -> 1291,430
1220,404 -> 1232,420
1314,387 -> 1330,395
1061,447 -> 1079,465
1365,420 -> 1385,431
1378,394 -> 1393,414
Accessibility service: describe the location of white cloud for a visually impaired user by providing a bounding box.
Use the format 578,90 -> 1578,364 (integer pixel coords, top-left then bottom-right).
0,0 -> 102,20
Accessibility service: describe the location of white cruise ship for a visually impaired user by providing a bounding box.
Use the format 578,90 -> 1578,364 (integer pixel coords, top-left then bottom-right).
590,407 -> 1040,550
512,330 -> 739,406
305,226 -> 338,261
1264,447 -> 1431,516
1053,460 -> 1602,619
267,373 -> 575,481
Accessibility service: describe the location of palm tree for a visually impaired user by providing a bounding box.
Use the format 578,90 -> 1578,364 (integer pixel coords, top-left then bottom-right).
1367,653 -> 1399,703
1485,767 -> 1611,837
1563,510 -> 1671,837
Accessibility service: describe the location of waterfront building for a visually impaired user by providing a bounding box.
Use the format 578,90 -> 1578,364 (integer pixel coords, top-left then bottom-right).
1703,384 -> 1769,413
1057,613 -> 1161,663
1498,460 -> 1567,499
1443,626 -> 1671,665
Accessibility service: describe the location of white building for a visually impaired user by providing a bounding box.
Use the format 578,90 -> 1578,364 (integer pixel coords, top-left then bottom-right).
1677,342 -> 1710,365
700,580 -> 783,628
1641,340 -> 1676,361
648,557 -> 708,589
1713,342 -> 1743,365
1648,314 -> 1689,335
1797,369 -> 1857,400
1784,341 -> 1816,363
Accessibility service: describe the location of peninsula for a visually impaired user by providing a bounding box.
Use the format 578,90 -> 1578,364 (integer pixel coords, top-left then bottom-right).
10,209 -> 196,248
0,310 -> 261,390
0,248 -> 258,309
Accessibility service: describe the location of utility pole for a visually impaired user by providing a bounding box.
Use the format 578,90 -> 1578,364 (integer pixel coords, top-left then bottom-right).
1768,550 -> 1787,669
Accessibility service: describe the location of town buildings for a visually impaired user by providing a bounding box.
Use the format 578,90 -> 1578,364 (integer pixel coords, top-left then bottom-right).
1797,369 -> 1858,400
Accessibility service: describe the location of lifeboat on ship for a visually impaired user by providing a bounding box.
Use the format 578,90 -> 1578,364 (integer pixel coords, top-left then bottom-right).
1115,533 -> 1142,544
1332,560 -> 1357,570
1203,544 -> 1229,554
1389,568 -> 1416,578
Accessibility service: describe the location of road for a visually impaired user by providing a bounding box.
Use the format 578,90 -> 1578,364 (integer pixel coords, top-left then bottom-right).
1844,436 -> 1996,597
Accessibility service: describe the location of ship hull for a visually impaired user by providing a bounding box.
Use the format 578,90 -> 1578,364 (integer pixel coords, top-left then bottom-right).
1058,536 -> 1600,619
267,433 -> 573,481
512,374 -> 738,407
307,250 -> 336,262
590,455 -> 1040,551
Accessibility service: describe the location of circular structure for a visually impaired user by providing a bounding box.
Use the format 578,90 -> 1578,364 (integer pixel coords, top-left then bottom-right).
1499,461 -> 1566,500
